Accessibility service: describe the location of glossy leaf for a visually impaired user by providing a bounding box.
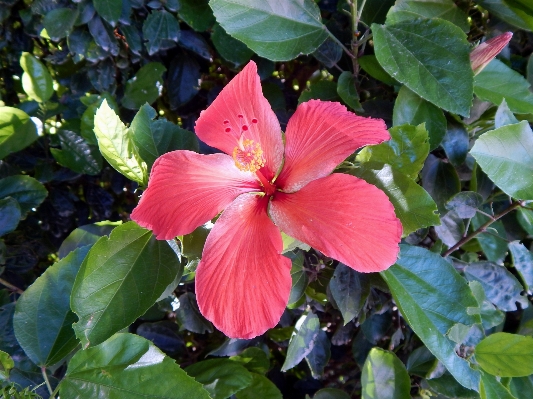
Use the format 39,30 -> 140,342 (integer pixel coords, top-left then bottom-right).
372,18 -> 473,116
354,163 -> 440,236
281,312 -> 320,372
392,86 -> 446,150
94,100 -> 147,185
179,0 -> 214,31
210,0 -> 328,61
88,15 -> 119,56
329,263 -> 369,325
441,118 -> 469,167
381,245 -> 481,390
20,53 -> 53,103
211,23 -> 254,67
495,99 -> 519,128
0,175 -> 47,217
361,348 -> 411,399
359,55 -> 396,85
50,130 -> 103,175
357,123 -> 429,179
0,198 -> 21,237
235,373 -> 282,399
60,333 -> 210,399
142,10 -> 180,55
122,62 -> 167,110
445,192 -> 483,219
464,262 -> 528,312
434,210 -> 464,247
58,222 -> 116,259
470,121 -> 533,200
130,104 -> 198,171
509,241 -> 533,295
422,154 -> 461,214
476,333 -> 533,377
185,358 -> 253,399
94,0 -> 122,26
0,107 -> 39,160
14,246 -> 90,366
477,0 -> 533,31
71,222 -> 183,348
43,8 -> 79,40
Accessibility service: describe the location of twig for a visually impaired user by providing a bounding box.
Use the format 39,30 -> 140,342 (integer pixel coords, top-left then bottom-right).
41,367 -> 54,398
443,201 -> 524,257
0,277 -> 23,295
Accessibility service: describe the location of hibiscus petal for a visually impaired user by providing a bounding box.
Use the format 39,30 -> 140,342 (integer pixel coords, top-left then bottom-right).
196,193 -> 292,339
276,100 -> 390,192
131,151 -> 260,239
195,61 -> 284,180
270,173 -> 402,272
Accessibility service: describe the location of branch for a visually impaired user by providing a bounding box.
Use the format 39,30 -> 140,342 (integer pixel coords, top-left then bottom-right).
0,277 -> 23,295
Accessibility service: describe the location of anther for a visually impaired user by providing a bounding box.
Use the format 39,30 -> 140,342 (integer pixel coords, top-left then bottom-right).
232,139 -> 265,173
238,114 -> 243,118
223,120 -> 230,124
242,125 -> 248,131
225,127 -> 231,132
251,118 -> 258,124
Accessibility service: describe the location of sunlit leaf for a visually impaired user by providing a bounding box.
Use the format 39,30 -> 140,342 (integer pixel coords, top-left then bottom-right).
0,107 -> 38,160
361,348 -> 411,399
476,333 -> 533,377
20,53 -> 53,103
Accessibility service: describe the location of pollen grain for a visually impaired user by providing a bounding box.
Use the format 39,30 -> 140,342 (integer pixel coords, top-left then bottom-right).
233,139 -> 265,173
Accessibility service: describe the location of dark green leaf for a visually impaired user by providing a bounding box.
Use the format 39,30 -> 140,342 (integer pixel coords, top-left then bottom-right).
0,198 -> 20,237
354,164 -> 440,236
14,246 -> 90,366
509,241 -> 533,294
421,154 -> 461,214
130,104 -> 199,171
470,121 -> 533,200
480,372 -> 517,399
474,60 -> 533,114
287,251 -> 308,306
235,373 -> 282,399
471,210 -> 508,263
337,72 -> 363,112
434,210 -> 465,247
464,262 -> 528,312
329,264 -> 369,325
441,118 -> 469,167
60,333 -> 210,398
445,192 -> 484,219
94,100 -> 147,184
477,0 -> 533,31
361,348 -> 411,399
211,23 -> 254,67
372,19 -> 473,116
50,130 -> 103,175
120,25 -> 142,55
0,107 -> 39,160
43,8 -> 79,40
88,15 -> 119,56
58,222 -> 116,259
143,10 -> 180,55
517,207 -> 533,235
381,245 -> 481,390
306,329 -> 331,378
94,0 -> 122,26
357,123 -> 429,179
179,31 -> 212,60
510,375 -> 533,399
179,0 -> 214,31
210,0 -> 328,61
406,346 -> 435,377
185,359 -> 253,399
358,55 -> 396,85
0,175 -> 47,216
281,312 -> 320,372
230,347 -> 270,374
20,52 -> 54,103
360,0 -> 395,25
392,86 -> 446,150
424,372 -> 480,398
175,292 -> 213,334
299,80 -> 340,103
476,333 -> 533,377
386,0 -> 469,32
313,37 -> 343,69
167,56 -> 201,109
122,62 -> 167,110
71,222 -> 183,348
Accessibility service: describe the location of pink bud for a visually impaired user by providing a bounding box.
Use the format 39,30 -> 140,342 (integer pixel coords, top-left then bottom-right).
470,32 -> 513,75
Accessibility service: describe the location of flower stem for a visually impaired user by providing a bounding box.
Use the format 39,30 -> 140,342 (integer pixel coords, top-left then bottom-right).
442,201 -> 524,257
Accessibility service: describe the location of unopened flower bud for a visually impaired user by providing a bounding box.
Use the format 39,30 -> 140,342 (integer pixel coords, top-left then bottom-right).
470,32 -> 513,75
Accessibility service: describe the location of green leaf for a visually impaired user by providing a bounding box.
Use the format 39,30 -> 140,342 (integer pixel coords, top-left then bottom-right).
359,0 -> 395,25
211,23 -> 254,67
20,53 -> 54,103
167,56 -> 201,109
357,123 -> 429,179
230,347 -> 270,374
354,164 -> 440,236
476,333 -> 533,377
469,281 -> 505,330
130,104 -> 199,171
14,246 -> 90,367
305,328 -> 331,378
122,62 -> 167,110
0,175 -> 47,217
299,80 -> 341,103
287,251 -> 309,306
477,0 -> 533,31
235,373 -> 282,399
210,0 -> 328,61
0,107 -> 38,160
329,264 -> 369,325
0,198 -> 21,237
43,8 -> 79,40
179,0 -> 215,31
94,100 -> 147,185
313,388 -> 351,399
480,372 -> 517,399
470,121 -> 533,200
71,222 -> 183,348
471,210 -> 508,263
0,350 -> 14,379
392,86 -> 446,150
445,192 -> 483,219
337,72 -> 363,112
381,245 -> 481,390
474,59 -> 533,114
175,292 -> 213,334
50,130 -> 103,175
422,154 -> 461,214
60,333 -> 210,398
94,0 -> 122,26
58,222 -> 116,259
313,36 -> 343,69
142,10 -> 180,55
495,99 -> 519,128
81,93 -> 118,145
441,118 -> 469,167
517,207 -> 533,235
464,262 -> 528,312
509,241 -> 533,294
372,18 -> 472,116
361,348 -> 411,399
386,0 -> 470,32
185,359 -> 253,399
510,375 -> 533,399
358,55 -> 396,85
281,312 -> 320,372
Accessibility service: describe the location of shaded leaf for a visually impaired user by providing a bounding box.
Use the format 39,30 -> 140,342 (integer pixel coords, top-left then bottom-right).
422,154 -> 461,214
94,0 -> 122,26
0,107 -> 39,160
509,241 -> 533,295
179,0 -> 215,31
476,333 -> 533,377
517,207 -> 533,235
477,0 -> 533,32
287,251 -> 308,306
313,36 -> 343,69
469,281 -> 505,330
441,118 -> 469,167
235,373 -> 282,399
337,71 -> 363,112
359,55 -> 395,85
143,10 -> 180,55
230,347 -> 270,374
122,62 -> 167,110
471,210 -> 508,263
329,263 -> 369,325
50,130 -> 103,175
211,23 -> 254,67
0,198 -> 21,237
313,388 -> 351,399
0,175 -> 47,217
445,192 -> 484,219
167,56 -> 201,109
281,312 -> 320,372
361,348 -> 411,399
175,292 -> 213,334
480,372 -> 517,399
88,15 -> 119,56
43,8 -> 79,40
306,329 -> 331,378
299,80 -> 340,103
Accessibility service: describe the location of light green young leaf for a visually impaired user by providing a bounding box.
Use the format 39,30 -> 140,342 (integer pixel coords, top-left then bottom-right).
476,333 -> 533,377
20,53 -> 54,103
0,107 -> 38,160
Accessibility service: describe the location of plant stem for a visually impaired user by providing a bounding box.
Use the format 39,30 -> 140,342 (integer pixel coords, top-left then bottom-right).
0,277 -> 23,294
349,0 -> 359,76
41,367 -> 54,398
442,201 -> 523,257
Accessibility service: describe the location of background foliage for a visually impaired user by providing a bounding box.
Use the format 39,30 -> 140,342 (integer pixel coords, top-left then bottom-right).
1,0 -> 533,398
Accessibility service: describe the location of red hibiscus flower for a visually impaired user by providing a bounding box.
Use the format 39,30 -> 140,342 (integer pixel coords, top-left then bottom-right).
131,61 -> 402,339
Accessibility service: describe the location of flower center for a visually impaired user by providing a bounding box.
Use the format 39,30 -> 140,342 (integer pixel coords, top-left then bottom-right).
232,137 -> 265,173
